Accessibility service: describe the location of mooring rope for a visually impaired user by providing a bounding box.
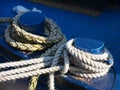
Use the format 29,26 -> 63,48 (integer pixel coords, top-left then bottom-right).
0,39 -> 113,90
0,18 -> 13,23
4,13 -> 65,51
0,12 -> 113,90
0,12 -> 67,90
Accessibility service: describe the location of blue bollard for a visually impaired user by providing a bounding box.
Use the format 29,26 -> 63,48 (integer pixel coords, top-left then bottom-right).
19,11 -> 45,36
58,37 -> 115,90
74,37 -> 105,54
0,11 -> 47,59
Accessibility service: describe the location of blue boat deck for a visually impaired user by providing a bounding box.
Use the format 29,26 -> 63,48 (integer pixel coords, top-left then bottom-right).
0,0 -> 120,90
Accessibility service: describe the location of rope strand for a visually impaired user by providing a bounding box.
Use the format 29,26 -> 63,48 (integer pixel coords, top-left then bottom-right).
0,12 -> 113,90
0,57 -> 53,69
0,39 -> 113,89
0,66 -> 62,82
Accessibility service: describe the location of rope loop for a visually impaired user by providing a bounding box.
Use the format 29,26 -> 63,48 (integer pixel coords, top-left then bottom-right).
4,12 -> 65,51
0,39 -> 113,90
0,39 -> 113,80
0,12 -> 113,90
65,39 -> 113,78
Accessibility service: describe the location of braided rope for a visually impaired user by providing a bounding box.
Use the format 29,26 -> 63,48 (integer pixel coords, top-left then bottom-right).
0,39 -> 113,89
0,12 -> 113,90
66,39 -> 113,69
0,57 -> 52,69
66,39 -> 113,78
28,36 -> 66,90
27,29 -> 66,90
0,39 -> 113,90
4,13 -> 64,51
0,61 -> 51,77
0,12 -> 66,90
0,66 -> 61,82
48,44 -> 65,90
0,18 -> 13,23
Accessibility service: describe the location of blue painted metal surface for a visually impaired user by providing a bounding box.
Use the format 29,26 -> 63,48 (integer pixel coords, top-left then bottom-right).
19,11 -> 45,36
74,38 -> 105,54
0,0 -> 120,90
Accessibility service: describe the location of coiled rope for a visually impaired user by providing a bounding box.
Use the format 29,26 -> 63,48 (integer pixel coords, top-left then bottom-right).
0,12 -> 66,90
4,13 -> 65,51
0,12 -> 113,90
0,39 -> 113,90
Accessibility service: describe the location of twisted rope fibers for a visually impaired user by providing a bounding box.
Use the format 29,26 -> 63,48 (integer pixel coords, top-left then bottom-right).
0,39 -> 113,90
1,12 -> 67,90
0,12 -> 113,90
0,18 -> 13,23
4,13 -> 64,51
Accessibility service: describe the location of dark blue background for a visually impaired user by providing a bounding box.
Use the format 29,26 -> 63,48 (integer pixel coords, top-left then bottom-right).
0,0 -> 120,90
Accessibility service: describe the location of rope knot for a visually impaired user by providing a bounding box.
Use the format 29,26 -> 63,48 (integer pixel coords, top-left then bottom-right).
0,11 -> 113,90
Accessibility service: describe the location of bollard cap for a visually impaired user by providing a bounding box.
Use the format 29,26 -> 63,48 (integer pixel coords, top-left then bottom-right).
19,11 -> 45,36
74,38 -> 105,54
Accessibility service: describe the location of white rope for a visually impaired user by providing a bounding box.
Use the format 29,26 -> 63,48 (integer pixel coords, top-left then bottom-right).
0,57 -> 53,69
66,39 -> 113,69
0,39 -> 113,90
4,13 -> 65,51
0,61 -> 51,77
0,66 -> 62,82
